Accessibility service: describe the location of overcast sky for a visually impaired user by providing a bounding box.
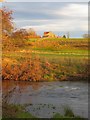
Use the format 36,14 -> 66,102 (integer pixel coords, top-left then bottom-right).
2,2 -> 88,37
3,0 -> 89,2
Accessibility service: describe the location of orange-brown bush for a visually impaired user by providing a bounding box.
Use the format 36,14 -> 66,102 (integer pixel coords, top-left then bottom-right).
2,57 -> 56,81
11,29 -> 27,47
1,7 -> 13,34
2,55 -> 88,82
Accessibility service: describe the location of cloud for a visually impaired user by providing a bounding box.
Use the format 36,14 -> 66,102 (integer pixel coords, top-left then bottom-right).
3,2 -> 88,37
13,3 -> 88,32
21,19 -> 87,32
55,3 -> 88,18
5,0 -> 89,2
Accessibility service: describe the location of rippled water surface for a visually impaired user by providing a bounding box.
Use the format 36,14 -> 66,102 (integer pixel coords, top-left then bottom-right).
3,80 -> 88,118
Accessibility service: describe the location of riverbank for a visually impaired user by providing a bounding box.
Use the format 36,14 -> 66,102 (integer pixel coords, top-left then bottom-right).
2,55 -> 88,82
2,103 -> 35,118
2,103 -> 87,119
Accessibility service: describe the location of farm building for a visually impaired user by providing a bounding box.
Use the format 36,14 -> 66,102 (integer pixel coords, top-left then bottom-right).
43,31 -> 57,38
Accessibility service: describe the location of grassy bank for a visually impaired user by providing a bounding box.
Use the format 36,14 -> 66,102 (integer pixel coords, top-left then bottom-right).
2,55 -> 88,81
2,103 -> 87,119
2,103 -> 35,118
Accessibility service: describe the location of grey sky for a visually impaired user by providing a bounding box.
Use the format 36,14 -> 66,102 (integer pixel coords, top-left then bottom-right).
4,0 -> 89,2
2,2 -> 88,37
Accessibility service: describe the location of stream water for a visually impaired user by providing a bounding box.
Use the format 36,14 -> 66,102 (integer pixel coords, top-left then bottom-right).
2,80 -> 88,118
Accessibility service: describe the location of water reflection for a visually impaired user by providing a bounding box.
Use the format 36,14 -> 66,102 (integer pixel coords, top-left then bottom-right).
2,80 -> 42,93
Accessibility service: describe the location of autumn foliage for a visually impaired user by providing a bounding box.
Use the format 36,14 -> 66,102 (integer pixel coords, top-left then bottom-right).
2,57 -> 55,81
2,55 -> 88,82
1,7 -> 13,34
1,7 -> 14,51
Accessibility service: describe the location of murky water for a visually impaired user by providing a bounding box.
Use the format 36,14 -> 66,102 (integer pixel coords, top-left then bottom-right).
2,80 -> 88,118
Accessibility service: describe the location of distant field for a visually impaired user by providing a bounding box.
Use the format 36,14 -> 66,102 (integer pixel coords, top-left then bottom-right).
3,37 -> 88,65
26,38 -> 88,52
3,37 -> 88,67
